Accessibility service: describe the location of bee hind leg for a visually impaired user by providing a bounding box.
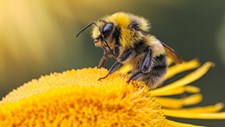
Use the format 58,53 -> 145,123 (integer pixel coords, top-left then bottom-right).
141,47 -> 152,73
127,71 -> 142,83
127,47 -> 152,83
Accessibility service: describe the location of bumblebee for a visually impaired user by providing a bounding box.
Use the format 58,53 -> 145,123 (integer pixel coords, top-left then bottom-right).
76,12 -> 183,89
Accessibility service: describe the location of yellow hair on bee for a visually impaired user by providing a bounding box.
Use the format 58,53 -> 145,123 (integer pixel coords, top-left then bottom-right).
107,12 -> 150,32
146,35 -> 165,57
135,16 -> 151,32
106,12 -> 150,48
105,12 -> 131,28
106,12 -> 133,48
92,27 -> 100,40
92,26 -> 100,39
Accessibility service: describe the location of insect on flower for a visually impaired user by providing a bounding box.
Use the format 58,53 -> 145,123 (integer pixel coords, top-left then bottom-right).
76,12 -> 183,89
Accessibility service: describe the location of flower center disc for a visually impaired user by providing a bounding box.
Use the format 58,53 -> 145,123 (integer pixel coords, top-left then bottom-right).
0,68 -> 167,127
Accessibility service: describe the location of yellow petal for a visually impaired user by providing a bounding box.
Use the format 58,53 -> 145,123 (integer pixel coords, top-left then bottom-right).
166,120 -> 204,127
168,57 -> 173,66
156,94 -> 202,109
118,64 -> 132,74
156,97 -> 184,109
165,59 -> 200,80
182,94 -> 203,106
176,103 -> 224,113
163,109 -> 225,119
185,86 -> 200,93
152,62 -> 214,95
152,85 -> 200,96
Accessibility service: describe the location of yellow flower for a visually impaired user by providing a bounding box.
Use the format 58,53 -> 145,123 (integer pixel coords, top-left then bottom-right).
0,59 -> 225,127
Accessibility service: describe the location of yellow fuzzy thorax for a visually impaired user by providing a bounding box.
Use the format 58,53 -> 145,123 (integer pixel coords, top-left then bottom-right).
105,12 -> 131,28
92,12 -> 150,48
105,12 -> 150,32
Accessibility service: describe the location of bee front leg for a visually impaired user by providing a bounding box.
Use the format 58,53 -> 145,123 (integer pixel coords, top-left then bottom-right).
97,48 -> 112,68
98,49 -> 135,81
97,55 -> 108,68
98,43 -> 121,68
98,61 -> 122,81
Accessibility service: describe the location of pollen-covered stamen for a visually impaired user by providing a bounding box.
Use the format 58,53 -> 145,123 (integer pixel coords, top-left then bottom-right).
0,68 -> 167,127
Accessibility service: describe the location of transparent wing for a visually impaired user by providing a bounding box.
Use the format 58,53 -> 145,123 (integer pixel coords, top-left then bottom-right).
161,42 -> 183,64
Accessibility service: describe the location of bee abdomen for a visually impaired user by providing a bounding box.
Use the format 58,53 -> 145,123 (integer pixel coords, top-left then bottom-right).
152,54 -> 167,72
142,54 -> 167,89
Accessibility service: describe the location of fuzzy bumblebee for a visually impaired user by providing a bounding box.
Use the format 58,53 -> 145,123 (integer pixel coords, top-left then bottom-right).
76,12 -> 183,89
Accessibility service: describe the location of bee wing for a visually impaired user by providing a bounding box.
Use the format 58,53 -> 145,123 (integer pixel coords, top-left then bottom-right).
161,42 -> 183,64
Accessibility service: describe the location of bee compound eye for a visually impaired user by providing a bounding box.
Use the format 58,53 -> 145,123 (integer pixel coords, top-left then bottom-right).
102,23 -> 113,37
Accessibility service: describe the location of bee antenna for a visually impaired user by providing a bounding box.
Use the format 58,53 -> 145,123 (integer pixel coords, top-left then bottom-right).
101,35 -> 115,57
76,22 -> 96,38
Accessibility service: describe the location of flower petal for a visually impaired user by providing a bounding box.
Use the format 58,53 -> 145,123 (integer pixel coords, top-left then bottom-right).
156,94 -> 202,109
163,109 -> 225,119
152,62 -> 214,95
185,86 -> 200,93
166,120 -> 204,127
152,85 -> 200,96
118,64 -> 132,74
165,59 -> 200,80
168,57 -> 173,66
174,103 -> 224,113
182,94 -> 202,106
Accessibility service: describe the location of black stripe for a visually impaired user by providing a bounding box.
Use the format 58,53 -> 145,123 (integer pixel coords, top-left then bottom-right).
112,27 -> 121,57
151,55 -> 167,75
113,27 -> 121,45
133,40 -> 149,54
119,49 -> 134,62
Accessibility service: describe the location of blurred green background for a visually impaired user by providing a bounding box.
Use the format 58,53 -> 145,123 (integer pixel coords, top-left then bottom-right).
0,0 -> 225,126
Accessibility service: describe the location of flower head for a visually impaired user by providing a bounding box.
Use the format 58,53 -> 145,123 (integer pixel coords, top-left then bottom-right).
0,59 -> 225,127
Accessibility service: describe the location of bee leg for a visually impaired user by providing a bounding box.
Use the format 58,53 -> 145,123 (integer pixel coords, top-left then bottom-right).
97,48 -> 111,68
127,71 -> 142,83
97,55 -> 108,68
98,62 -> 122,81
141,47 -> 152,73
98,49 -> 135,81
127,47 -> 152,82
98,43 -> 120,68
114,44 -> 120,58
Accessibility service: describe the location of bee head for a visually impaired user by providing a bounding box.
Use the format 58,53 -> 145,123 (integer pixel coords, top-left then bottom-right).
76,20 -> 116,56
91,21 -> 114,44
